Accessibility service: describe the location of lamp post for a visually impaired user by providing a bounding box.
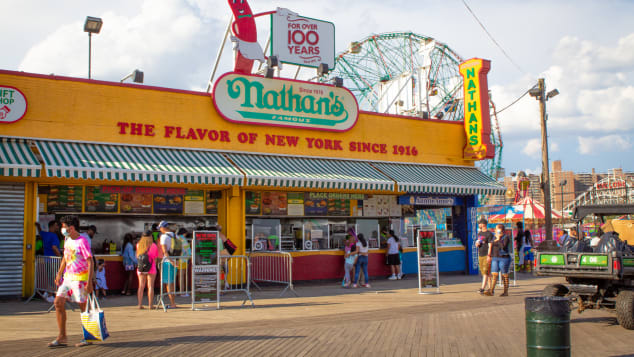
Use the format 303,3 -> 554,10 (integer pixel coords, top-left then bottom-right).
529,78 -> 559,246
84,16 -> 103,79
559,179 -> 567,229
120,69 -> 144,84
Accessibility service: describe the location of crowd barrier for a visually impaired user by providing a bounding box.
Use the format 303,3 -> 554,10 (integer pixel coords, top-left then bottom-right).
157,255 -> 191,312
220,254 -> 254,307
25,255 -> 75,312
249,252 -> 297,297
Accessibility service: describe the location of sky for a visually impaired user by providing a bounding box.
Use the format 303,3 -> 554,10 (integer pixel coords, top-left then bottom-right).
2,0 -> 633,176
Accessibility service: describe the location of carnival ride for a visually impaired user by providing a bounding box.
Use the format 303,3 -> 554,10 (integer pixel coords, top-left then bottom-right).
565,175 -> 634,212
327,32 -> 503,191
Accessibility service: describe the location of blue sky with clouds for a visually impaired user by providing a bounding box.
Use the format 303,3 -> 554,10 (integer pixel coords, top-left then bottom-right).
2,0 -> 633,175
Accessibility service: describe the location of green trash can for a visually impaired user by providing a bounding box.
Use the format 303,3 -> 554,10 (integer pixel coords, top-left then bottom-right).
525,296 -> 571,357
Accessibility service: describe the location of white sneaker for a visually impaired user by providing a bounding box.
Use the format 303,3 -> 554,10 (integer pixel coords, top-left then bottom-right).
388,274 -> 397,280
397,273 -> 403,280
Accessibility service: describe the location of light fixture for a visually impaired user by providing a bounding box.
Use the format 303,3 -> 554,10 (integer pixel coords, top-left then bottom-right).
84,16 -> 103,34
547,89 -> 559,99
120,69 -> 144,84
264,56 -> 278,78
84,16 -> 103,79
333,77 -> 343,88
528,86 -> 541,98
317,63 -> 329,77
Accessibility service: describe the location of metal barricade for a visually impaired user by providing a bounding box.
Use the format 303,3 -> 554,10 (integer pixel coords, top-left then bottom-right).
249,252 -> 297,297
157,256 -> 191,312
26,255 -> 62,311
219,255 -> 254,307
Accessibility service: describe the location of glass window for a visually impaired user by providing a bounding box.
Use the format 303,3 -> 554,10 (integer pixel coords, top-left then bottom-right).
251,218 -> 281,251
357,219 -> 379,249
303,219 -> 328,250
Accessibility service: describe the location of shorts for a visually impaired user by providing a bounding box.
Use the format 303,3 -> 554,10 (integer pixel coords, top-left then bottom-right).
161,261 -> 177,284
387,254 -> 401,265
478,256 -> 490,275
56,279 -> 88,303
491,256 -> 511,274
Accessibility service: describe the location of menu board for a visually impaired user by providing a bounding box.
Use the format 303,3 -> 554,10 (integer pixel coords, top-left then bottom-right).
206,191 -> 221,215
153,194 -> 183,214
327,199 -> 350,216
287,192 -> 304,216
261,191 -> 287,215
304,193 -> 328,215
47,186 -> 83,212
417,227 -> 440,293
120,192 -> 153,213
84,186 -> 119,212
245,191 -> 261,215
192,231 -> 220,305
184,190 -> 205,215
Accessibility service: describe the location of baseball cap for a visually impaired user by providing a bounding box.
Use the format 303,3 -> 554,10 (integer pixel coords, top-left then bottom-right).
158,221 -> 169,229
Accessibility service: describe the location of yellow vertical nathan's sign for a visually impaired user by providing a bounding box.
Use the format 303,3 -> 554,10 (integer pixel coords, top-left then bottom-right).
459,58 -> 494,160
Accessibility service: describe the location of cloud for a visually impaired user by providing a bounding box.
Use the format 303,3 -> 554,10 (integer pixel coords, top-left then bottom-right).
577,135 -> 632,155
522,138 -> 541,157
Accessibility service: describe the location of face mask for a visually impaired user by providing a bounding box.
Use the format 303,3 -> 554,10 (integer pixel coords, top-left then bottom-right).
61,227 -> 71,237
496,231 -> 503,235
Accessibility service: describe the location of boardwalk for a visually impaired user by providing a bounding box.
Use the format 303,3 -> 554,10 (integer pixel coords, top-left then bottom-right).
1,275 -> 633,356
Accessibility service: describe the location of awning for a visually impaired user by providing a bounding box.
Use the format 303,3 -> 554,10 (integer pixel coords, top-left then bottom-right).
0,138 -> 41,178
372,162 -> 505,195
34,141 -> 243,186
227,153 -> 394,191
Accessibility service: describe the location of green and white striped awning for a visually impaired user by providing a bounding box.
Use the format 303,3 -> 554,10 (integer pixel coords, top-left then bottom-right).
0,138 -> 41,178
228,153 -> 394,191
372,162 -> 505,196
35,141 -> 243,186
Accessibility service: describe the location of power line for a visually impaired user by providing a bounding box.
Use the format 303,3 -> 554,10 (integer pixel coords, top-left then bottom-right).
494,89 -> 530,115
461,0 -> 526,75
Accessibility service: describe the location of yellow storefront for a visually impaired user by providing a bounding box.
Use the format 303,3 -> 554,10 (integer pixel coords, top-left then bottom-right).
0,69 -> 503,297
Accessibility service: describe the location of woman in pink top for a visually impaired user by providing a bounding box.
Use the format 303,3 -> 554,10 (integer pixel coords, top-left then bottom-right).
136,231 -> 162,309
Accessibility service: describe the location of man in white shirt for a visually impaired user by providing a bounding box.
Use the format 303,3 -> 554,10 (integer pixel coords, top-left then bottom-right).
158,221 -> 177,308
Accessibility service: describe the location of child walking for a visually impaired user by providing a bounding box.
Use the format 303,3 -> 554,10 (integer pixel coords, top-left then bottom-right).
95,259 -> 108,299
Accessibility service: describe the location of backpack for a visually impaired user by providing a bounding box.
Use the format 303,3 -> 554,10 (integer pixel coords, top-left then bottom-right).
171,235 -> 183,256
137,251 -> 152,273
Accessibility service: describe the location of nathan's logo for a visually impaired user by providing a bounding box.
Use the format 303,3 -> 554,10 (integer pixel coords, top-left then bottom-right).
212,73 -> 358,131
459,58 -> 494,160
0,86 -> 27,124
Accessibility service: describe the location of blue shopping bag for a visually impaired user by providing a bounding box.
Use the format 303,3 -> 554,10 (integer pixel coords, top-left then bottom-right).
81,293 -> 109,341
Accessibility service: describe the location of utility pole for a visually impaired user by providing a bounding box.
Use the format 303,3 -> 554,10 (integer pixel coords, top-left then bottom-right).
530,78 -> 559,249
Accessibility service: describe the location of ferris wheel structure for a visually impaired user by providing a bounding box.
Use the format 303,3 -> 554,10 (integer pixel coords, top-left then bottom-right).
328,32 -> 503,184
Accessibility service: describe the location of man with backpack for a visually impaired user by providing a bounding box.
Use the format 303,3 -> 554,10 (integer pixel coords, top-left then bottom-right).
158,221 -> 177,308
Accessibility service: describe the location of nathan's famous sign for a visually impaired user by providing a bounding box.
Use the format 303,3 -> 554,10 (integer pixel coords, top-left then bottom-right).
459,58 -> 494,160
213,73 -> 359,132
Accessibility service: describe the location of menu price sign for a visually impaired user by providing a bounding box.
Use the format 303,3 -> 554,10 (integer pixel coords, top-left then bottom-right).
192,230 -> 220,310
120,192 -> 153,213
245,191 -> 261,215
47,186 -> 83,212
304,193 -> 328,215
327,199 -> 350,216
206,191 -> 221,215
417,226 -> 440,294
287,192 -> 304,216
261,191 -> 287,215
85,186 -> 119,212
184,190 -> 205,215
153,194 -> 183,214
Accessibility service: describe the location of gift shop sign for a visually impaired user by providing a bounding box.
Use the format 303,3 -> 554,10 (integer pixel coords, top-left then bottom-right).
459,58 -> 494,160
0,86 -> 27,124
213,73 -> 358,132
270,8 -> 335,69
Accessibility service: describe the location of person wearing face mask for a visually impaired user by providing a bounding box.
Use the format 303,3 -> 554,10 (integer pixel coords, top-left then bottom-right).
48,215 -> 94,348
484,224 -> 512,297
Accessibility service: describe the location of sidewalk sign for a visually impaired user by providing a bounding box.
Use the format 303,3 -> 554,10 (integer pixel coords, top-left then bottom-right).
192,230 -> 220,310
417,225 -> 440,294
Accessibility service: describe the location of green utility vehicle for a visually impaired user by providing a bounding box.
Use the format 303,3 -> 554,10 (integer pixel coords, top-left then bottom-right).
534,204 -> 634,329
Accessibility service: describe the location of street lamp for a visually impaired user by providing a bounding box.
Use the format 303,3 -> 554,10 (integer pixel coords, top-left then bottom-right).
559,179 -> 567,229
529,78 -> 559,248
84,16 -> 103,79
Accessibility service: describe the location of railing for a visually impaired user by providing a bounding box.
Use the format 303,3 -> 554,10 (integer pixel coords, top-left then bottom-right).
26,255 -> 67,312
157,255 -> 191,312
220,254 -> 254,307
249,252 -> 297,297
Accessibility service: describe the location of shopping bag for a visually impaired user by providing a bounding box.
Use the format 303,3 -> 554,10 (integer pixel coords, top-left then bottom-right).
81,293 -> 110,342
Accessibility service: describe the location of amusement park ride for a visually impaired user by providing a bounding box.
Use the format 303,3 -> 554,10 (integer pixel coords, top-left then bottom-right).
209,0 -> 503,193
